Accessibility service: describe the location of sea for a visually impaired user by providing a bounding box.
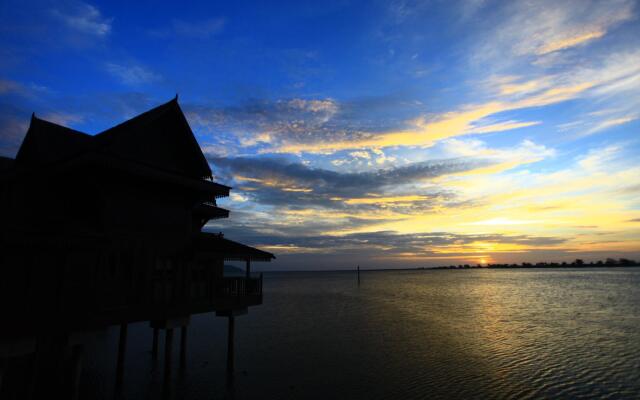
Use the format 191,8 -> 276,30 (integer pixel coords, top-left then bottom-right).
80,268 -> 640,399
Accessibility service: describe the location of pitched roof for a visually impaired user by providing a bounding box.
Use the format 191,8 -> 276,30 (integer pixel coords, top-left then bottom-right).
15,115 -> 93,167
13,98 -> 213,180
96,98 -> 212,179
195,232 -> 275,261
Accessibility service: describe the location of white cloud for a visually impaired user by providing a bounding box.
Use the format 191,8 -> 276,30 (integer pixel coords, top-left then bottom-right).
172,18 -> 225,38
51,2 -> 112,37
105,63 -> 161,86
287,98 -> 338,115
40,112 -> 85,126
349,151 -> 371,159
0,79 -> 23,94
578,145 -> 622,171
582,116 -> 637,136
475,0 -> 635,65
437,138 -> 555,165
0,80 -> 50,97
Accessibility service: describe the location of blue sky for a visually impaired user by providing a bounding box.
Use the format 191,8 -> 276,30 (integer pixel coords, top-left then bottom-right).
1,0 -> 639,270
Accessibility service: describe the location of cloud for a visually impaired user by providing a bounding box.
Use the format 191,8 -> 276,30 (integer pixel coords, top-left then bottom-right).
172,17 -> 225,38
208,227 -> 568,256
105,63 -> 161,86
0,80 -> 23,95
476,0 -> 635,63
187,97 -> 368,152
273,82 -> 586,154
39,112 -> 85,126
536,30 -> 606,55
51,2 -> 112,37
0,112 -> 29,157
582,116 -> 637,136
149,17 -> 226,39
208,155 -> 488,210
578,145 -> 622,171
0,79 -> 50,98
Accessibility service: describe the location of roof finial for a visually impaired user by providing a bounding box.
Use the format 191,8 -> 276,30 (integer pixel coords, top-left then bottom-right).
31,112 -> 36,120
174,93 -> 179,102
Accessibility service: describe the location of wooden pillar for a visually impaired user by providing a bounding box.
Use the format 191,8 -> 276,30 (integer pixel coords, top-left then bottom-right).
152,328 -> 159,360
0,358 -> 6,395
69,345 -> 83,400
245,258 -> 251,279
115,324 -> 128,391
226,316 -> 235,382
180,326 -> 187,369
27,349 -> 39,400
164,329 -> 174,382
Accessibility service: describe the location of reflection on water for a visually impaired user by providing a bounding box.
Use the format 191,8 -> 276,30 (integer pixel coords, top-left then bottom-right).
80,268 -> 640,399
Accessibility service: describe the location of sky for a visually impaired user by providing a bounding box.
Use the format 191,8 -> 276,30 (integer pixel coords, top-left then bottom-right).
1,0 -> 639,270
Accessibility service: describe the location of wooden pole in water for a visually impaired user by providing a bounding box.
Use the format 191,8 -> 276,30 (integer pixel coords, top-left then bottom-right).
357,265 -> 360,286
152,328 -> 159,360
0,358 -> 6,395
180,326 -> 188,369
115,323 -> 128,391
69,345 -> 83,400
226,316 -> 235,382
164,329 -> 174,382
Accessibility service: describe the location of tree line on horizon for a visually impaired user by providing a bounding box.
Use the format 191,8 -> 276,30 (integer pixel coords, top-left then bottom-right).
432,258 -> 640,270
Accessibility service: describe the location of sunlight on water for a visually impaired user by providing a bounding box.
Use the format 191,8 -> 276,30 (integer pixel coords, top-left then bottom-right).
83,269 -> 640,399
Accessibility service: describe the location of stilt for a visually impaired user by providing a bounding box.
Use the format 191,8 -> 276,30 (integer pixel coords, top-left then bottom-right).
27,349 -> 39,400
152,328 -> 159,360
0,358 -> 6,395
164,329 -> 174,382
180,326 -> 187,369
69,345 -> 83,400
226,316 -> 235,382
115,323 -> 128,393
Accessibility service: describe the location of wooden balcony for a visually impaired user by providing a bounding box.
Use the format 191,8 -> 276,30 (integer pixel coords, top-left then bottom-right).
92,275 -> 263,327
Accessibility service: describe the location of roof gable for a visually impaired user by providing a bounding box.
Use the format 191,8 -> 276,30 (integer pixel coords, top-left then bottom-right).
15,116 -> 93,167
96,98 -> 212,179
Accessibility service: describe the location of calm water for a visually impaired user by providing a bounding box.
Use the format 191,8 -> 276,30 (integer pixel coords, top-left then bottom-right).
82,268 -> 640,399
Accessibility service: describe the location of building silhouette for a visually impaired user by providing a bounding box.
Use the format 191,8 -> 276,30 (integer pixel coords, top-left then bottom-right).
0,97 -> 274,398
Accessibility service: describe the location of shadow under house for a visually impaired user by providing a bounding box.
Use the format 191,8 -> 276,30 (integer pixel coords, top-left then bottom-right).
0,97 -> 274,398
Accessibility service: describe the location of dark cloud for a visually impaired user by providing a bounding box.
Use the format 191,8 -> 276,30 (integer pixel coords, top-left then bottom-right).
184,94 -> 421,149
208,155 -> 489,210
211,227 -> 567,256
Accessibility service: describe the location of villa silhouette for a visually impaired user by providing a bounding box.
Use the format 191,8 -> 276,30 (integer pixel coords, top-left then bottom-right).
0,97 -> 274,398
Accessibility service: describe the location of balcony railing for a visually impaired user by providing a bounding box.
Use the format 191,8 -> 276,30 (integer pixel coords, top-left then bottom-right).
216,275 -> 263,297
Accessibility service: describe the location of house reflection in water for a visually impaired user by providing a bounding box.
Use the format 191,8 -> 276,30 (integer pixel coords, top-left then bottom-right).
0,97 -> 274,398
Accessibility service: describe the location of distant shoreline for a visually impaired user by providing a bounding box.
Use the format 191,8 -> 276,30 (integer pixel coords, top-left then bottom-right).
256,263 -> 640,273
431,258 -> 640,270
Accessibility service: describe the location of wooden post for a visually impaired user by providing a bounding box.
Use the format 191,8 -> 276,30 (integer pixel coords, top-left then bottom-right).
245,258 -> 251,279
0,358 -> 6,395
152,328 -> 159,360
164,329 -> 174,382
115,323 -> 128,391
69,345 -> 83,400
180,326 -> 187,369
27,348 -> 39,400
226,316 -> 235,382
